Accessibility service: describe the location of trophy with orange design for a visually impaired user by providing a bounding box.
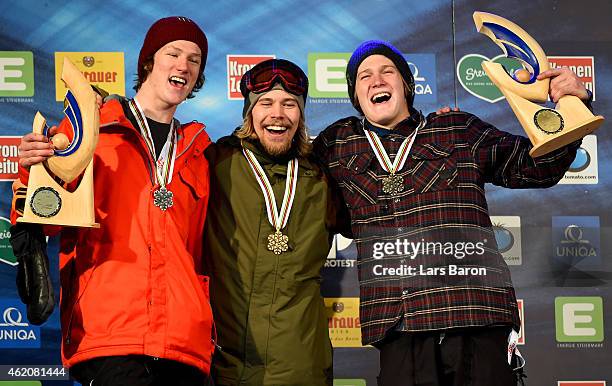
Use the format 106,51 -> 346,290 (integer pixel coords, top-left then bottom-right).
17,57 -> 99,227
473,12 -> 604,157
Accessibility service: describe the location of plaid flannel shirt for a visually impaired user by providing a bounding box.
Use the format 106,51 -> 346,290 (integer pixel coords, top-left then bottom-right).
313,110 -> 580,345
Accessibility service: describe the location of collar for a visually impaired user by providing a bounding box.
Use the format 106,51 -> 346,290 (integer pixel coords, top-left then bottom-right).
364,107 -> 424,137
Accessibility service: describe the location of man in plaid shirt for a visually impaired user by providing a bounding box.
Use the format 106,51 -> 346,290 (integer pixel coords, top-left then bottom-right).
313,40 -> 593,386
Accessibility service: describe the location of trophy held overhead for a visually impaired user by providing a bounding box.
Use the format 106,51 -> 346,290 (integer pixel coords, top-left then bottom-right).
473,11 -> 604,158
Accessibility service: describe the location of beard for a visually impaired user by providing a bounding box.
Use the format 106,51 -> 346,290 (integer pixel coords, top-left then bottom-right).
259,138 -> 293,157
255,118 -> 297,157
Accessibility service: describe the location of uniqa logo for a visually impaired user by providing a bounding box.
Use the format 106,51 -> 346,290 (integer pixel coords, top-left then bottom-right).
556,225 -> 597,257
0,307 -> 37,341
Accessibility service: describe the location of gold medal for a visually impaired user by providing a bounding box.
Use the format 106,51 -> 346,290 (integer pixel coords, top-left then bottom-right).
363,118 -> 424,196
243,148 -> 299,255
382,174 -> 404,195
267,230 -> 289,255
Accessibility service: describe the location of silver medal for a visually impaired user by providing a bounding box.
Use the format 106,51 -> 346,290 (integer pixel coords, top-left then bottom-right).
153,186 -> 174,211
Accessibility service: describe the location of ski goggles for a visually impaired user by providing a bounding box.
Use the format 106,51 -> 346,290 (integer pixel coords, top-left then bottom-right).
240,59 -> 308,98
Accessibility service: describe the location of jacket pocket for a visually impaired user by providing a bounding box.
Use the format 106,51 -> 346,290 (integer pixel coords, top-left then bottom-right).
178,158 -> 208,199
197,274 -> 218,354
338,152 -> 377,209
410,142 -> 457,193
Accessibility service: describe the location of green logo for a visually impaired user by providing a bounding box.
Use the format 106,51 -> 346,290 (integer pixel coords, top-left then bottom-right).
0,51 -> 34,97
308,53 -> 351,98
0,381 -> 42,385
334,380 -> 366,386
555,296 -> 604,342
457,54 -> 522,103
0,217 -> 17,266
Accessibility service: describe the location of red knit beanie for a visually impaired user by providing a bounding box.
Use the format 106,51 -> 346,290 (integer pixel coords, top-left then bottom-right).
137,16 -> 208,81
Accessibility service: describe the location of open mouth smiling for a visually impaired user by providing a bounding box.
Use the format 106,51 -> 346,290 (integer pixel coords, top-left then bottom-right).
169,75 -> 187,87
371,92 -> 391,104
265,125 -> 288,135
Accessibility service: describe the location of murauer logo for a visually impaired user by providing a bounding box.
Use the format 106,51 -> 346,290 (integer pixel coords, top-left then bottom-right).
227,55 -> 275,100
0,136 -> 20,181
0,51 -> 34,97
457,54 -> 522,103
560,135 -> 598,185
55,52 -> 125,101
324,297 -> 363,347
548,56 -> 596,101
0,301 -> 41,348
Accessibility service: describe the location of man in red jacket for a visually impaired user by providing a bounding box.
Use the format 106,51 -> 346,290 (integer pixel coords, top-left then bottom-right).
13,17 -> 214,385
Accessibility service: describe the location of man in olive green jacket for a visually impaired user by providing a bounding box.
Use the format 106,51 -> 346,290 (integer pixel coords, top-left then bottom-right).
204,59 -> 350,386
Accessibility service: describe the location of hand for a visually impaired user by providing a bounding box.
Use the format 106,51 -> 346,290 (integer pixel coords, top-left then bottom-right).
96,93 -> 103,109
435,106 -> 460,115
18,126 -> 58,169
537,67 -> 589,103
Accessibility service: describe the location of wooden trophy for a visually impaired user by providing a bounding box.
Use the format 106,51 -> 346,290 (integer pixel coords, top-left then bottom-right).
473,12 -> 604,157
17,57 -> 99,227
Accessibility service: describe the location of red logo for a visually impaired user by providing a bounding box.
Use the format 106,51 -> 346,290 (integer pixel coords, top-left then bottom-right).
548,56 -> 596,101
0,136 -> 21,180
558,382 -> 606,386
227,55 -> 275,100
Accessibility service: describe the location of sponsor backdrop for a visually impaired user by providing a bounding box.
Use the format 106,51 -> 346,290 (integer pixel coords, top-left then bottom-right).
0,0 -> 610,384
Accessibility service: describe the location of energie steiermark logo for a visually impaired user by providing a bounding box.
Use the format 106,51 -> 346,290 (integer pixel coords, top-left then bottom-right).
333,380 -> 366,386
555,297 -> 604,343
0,51 -> 34,97
308,52 -> 437,103
457,54 -> 522,103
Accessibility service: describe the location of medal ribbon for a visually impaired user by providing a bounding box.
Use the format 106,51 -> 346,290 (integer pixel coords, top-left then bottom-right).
507,329 -> 526,370
363,118 -> 425,174
242,148 -> 298,232
129,98 -> 177,188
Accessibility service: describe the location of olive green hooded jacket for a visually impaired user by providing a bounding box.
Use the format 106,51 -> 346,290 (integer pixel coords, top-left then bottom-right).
204,135 -> 349,386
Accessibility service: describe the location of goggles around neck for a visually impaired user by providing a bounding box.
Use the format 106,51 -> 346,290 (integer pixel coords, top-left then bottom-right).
240,59 -> 308,98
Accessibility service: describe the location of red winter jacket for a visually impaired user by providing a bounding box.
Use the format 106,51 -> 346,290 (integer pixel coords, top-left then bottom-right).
12,99 -> 214,374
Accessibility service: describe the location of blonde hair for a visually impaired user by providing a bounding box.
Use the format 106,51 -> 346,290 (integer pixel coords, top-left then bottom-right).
235,113 -> 312,157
